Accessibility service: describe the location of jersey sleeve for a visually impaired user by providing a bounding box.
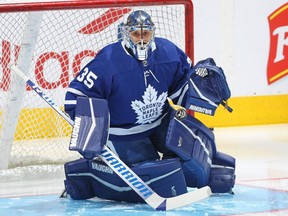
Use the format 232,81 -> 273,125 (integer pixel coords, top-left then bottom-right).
168,45 -> 193,106
64,50 -> 113,120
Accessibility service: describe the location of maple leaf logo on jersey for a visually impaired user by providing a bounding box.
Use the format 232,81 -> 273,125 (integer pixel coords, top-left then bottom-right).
131,85 -> 167,124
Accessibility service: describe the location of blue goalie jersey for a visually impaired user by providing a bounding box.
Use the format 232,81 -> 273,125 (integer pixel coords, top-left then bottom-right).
64,37 -> 192,141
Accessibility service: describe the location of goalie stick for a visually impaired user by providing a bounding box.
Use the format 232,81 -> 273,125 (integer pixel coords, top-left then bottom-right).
10,64 -> 212,211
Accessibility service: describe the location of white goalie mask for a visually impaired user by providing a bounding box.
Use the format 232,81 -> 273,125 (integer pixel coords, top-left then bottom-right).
122,10 -> 156,61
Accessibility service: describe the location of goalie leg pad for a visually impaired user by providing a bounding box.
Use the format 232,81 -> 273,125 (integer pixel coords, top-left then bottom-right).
166,112 -> 216,188
64,157 -> 187,203
64,158 -> 96,200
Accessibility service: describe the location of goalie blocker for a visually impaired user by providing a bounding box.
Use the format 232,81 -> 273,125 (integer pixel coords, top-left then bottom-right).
69,97 -> 109,159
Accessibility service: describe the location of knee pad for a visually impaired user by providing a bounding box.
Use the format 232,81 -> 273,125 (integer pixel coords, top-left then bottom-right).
64,157 -> 187,203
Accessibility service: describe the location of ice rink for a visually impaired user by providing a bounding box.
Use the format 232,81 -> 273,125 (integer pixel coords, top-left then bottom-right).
0,124 -> 288,216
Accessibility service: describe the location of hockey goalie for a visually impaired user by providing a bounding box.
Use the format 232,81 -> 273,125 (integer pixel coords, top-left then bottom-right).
63,10 -> 236,203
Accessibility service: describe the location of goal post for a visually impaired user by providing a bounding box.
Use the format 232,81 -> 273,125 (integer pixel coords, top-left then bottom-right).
0,0 -> 194,176
0,12 -> 43,170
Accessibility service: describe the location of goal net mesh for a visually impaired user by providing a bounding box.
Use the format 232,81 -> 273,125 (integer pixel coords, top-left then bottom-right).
0,1 -> 191,180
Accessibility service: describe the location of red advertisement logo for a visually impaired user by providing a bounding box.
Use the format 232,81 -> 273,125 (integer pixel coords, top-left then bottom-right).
267,3 -> 288,85
0,9 -> 131,91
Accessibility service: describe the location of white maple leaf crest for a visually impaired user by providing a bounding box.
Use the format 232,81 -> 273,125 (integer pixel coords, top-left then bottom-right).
131,84 -> 168,124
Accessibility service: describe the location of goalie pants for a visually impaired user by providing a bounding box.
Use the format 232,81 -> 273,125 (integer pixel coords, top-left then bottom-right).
106,113 -> 176,165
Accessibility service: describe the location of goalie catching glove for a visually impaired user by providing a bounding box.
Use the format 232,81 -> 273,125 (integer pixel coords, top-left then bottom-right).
69,97 -> 109,159
186,58 -> 233,116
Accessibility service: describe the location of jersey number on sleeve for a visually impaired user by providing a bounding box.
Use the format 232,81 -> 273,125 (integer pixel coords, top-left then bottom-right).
77,67 -> 98,88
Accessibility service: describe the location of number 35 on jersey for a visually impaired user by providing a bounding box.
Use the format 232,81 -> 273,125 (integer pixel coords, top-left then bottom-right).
76,67 -> 98,88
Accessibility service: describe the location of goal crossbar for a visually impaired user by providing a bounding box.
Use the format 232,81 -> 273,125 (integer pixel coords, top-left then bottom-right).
0,0 -> 193,58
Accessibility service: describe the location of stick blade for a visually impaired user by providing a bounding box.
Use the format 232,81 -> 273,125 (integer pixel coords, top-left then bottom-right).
164,186 -> 212,211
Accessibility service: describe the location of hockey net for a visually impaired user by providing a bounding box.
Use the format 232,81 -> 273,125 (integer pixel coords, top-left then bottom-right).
0,0 -> 193,180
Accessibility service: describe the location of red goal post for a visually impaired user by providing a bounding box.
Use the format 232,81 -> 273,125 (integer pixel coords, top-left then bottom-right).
0,0 -> 194,174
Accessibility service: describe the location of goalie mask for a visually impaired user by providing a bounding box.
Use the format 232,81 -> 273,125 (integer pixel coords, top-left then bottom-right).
122,10 -> 156,61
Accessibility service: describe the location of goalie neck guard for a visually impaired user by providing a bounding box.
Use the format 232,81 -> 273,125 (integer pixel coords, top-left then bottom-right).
122,10 -> 156,61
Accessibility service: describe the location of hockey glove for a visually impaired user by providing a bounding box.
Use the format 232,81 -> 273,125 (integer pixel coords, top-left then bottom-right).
186,58 -> 232,116
69,97 -> 109,159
